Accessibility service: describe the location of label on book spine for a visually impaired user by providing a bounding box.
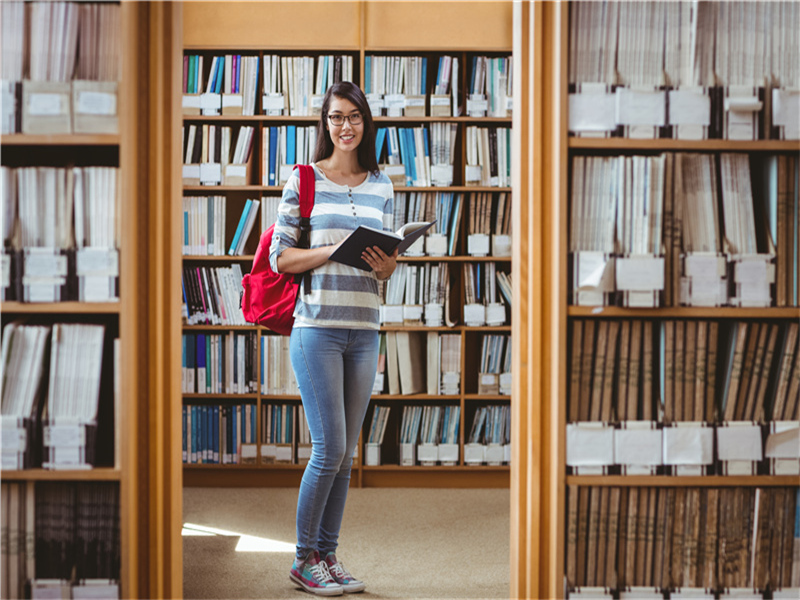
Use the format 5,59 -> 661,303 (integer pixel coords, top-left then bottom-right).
1,253 -> 9,288
76,91 -> 116,115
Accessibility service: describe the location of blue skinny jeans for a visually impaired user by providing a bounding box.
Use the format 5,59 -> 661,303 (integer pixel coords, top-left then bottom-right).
289,326 -> 379,560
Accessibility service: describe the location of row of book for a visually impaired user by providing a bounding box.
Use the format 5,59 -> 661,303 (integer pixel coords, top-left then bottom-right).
181,332 -> 259,395
570,153 -> 800,307
260,125 -> 317,186
566,485 -> 800,591
182,124 -> 255,177
465,126 -> 512,188
181,264 -> 247,326
182,404 -> 258,464
1,1 -> 119,83
399,405 -> 461,445
3,166 -> 119,249
568,320 -> 799,424
183,54 -> 259,115
375,331 -> 462,396
260,334 -> 300,396
569,1 -> 798,89
365,55 -> 459,117
0,481 -> 121,600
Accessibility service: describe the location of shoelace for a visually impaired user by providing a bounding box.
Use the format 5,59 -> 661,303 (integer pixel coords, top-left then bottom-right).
308,560 -> 337,585
328,560 -> 354,582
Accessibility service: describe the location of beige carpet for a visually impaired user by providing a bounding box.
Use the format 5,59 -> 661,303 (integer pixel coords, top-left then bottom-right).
183,487 -> 510,600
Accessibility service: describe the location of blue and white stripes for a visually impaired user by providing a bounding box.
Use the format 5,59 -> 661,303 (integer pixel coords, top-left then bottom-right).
269,164 -> 394,330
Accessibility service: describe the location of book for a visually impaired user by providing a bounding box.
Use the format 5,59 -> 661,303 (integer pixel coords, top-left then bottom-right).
328,220 -> 436,272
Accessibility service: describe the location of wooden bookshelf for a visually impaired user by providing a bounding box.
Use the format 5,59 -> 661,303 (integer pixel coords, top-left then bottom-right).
511,3 -> 800,598
1,301 -> 121,314
2,469 -> 123,482
1,133 -> 121,146
178,1 -> 514,488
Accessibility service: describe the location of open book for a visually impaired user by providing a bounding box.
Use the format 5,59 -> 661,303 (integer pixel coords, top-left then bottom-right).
329,220 -> 436,271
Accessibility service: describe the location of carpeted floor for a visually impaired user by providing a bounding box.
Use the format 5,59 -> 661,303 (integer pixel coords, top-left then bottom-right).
183,487 -> 510,600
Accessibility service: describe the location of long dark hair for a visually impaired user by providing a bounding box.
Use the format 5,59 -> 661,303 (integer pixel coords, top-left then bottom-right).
313,81 -> 379,175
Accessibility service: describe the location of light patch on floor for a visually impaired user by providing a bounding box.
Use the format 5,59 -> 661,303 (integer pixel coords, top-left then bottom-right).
182,522 -> 295,552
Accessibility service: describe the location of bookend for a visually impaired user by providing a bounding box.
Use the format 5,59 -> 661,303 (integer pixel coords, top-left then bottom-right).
485,302 -> 505,326
570,252 -> 615,306
425,233 -> 447,256
566,586 -> 614,599
76,247 -> 120,302
615,86 -> 667,139
223,158 -> 252,186
404,95 -> 425,117
438,443 -> 458,466
42,418 -> 98,470
430,163 -> 453,187
770,87 -> 800,140
385,93 -> 405,117
619,587 -> 662,600
366,93 -> 384,117
567,83 -> 618,138
614,421 -> 662,476
380,163 -> 406,187
680,253 -> 728,306
417,442 -> 437,465
262,92 -> 285,116
662,422 -> 714,476
182,93 -> 201,115
773,588 -> 800,599
70,580 -> 120,600
465,163 -> 482,186
723,86 -> 765,141
423,302 -> 444,327
399,442 -> 416,466
221,92 -> 244,116
199,161 -> 222,186
478,373 -> 499,395
718,590 -> 763,600
182,164 -> 200,186
403,304 -> 423,325
22,80 -> 71,134
463,303 -> 486,326
728,254 -> 775,307
380,304 -> 403,325
485,443 -> 504,465
668,86 -> 711,140
372,370 -> 385,395
492,234 -> 511,257
467,233 -> 490,256
716,421 -> 763,476
566,422 -> 614,476
365,443 -> 381,466
441,371 -> 459,395
30,580 -> 73,600
200,91 -> 222,116
260,442 -> 293,465
499,372 -> 512,396
615,254 -> 664,308
22,247 -> 69,303
240,443 -> 257,465
670,588 -> 716,600
1,416 -> 39,470
429,94 -> 450,117
467,93 -> 487,118
465,442 -> 486,465
72,81 -> 118,134
764,421 -> 800,475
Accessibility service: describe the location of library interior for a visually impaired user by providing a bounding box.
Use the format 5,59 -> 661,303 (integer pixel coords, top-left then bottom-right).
1,1 -> 799,599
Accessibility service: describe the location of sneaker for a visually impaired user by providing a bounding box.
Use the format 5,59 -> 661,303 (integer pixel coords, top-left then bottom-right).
323,552 -> 366,593
289,550 -> 344,596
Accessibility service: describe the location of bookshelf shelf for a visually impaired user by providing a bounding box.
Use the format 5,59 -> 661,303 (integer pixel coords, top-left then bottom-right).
399,255 -> 511,263
566,475 -> 800,487
1,468 -> 123,482
1,301 -> 121,314
1,134 -> 121,146
182,255 -> 255,261
183,393 -> 259,400
464,394 -> 511,400
568,138 -> 800,152
183,185 -> 512,193
182,115 -> 513,125
371,393 -> 461,401
567,306 -> 800,319
183,463 -> 305,471
362,464 -> 510,472
182,324 -> 261,331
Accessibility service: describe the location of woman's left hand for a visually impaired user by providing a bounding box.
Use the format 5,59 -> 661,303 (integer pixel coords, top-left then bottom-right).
363,246 -> 398,280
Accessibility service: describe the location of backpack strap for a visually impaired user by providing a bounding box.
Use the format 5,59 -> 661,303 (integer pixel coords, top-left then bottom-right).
294,164 -> 315,295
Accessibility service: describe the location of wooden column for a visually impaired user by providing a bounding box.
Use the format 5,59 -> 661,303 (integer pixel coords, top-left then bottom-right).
511,2 -> 566,598
124,2 -> 184,597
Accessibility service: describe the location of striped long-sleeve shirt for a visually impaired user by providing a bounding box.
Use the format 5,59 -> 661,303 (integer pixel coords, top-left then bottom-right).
269,163 -> 394,330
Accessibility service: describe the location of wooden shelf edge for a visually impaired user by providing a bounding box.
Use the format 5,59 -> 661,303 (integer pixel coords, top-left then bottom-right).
182,255 -> 255,261
566,475 -> 800,487
2,468 -> 122,481
568,306 -> 800,319
568,138 -> 800,151
362,465 -> 510,472
371,394 -> 461,401
1,134 -> 121,146
183,394 -> 259,400
183,185 -> 512,193
1,301 -> 121,314
182,463 -> 304,470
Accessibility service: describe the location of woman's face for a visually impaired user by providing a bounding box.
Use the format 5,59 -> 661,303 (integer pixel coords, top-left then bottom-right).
326,96 -> 364,155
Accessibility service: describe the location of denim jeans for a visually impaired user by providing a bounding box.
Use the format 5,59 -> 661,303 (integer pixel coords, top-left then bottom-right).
290,326 -> 379,560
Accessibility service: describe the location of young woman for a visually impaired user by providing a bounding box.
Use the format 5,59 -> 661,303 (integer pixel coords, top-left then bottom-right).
269,81 -> 397,596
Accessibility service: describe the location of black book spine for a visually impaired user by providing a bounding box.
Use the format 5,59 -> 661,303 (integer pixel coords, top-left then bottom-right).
488,127 -> 498,180
192,125 -> 203,163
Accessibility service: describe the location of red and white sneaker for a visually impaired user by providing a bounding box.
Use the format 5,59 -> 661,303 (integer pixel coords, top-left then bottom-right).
290,550 -> 344,596
323,552 -> 366,593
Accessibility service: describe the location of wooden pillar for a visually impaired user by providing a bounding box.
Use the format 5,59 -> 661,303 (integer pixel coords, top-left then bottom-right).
511,2 -> 566,598
123,2 -> 184,597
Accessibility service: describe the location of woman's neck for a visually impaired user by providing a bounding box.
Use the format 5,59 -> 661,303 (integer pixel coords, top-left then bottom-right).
318,150 -> 363,176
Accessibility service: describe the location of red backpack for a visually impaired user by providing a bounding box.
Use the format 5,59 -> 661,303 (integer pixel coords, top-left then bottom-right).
241,164 -> 314,335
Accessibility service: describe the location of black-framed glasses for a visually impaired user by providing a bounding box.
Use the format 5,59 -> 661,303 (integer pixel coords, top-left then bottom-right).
327,112 -> 363,126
